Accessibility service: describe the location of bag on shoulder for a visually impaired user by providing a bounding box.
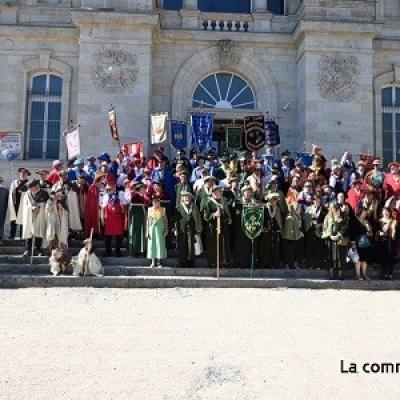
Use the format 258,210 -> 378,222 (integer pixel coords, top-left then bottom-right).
356,234 -> 372,249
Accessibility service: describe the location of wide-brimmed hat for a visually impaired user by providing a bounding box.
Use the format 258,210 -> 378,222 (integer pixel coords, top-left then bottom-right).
265,192 -> 280,201
180,191 -> 194,198
18,167 -> 31,175
211,186 -> 222,193
36,169 -> 49,175
97,152 -> 110,162
388,162 -> 400,170
204,176 -> 216,183
94,171 -> 107,181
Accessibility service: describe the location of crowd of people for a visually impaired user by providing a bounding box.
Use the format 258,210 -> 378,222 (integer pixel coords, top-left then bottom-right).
0,144 -> 399,279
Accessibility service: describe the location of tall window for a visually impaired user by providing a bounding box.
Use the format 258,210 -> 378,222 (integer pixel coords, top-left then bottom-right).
163,0 -> 182,10
27,74 -> 63,159
163,0 -> 284,14
198,0 -> 251,13
193,73 -> 255,109
382,86 -> 400,165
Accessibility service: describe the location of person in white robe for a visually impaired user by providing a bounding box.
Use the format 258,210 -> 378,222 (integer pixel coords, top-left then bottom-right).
46,187 -> 69,250
73,239 -> 104,276
21,180 -> 49,257
51,170 -> 82,232
7,168 -> 30,239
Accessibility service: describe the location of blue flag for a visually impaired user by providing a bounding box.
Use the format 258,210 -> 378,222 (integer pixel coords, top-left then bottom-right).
191,113 -> 214,153
170,121 -> 188,150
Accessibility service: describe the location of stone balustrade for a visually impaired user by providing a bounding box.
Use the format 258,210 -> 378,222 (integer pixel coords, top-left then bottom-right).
200,13 -> 251,32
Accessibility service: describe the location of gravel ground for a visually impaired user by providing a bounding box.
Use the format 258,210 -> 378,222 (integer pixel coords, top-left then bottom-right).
1,288 -> 400,400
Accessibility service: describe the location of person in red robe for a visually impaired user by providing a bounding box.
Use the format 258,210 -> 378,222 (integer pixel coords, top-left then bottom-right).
47,160 -> 64,186
383,162 -> 400,199
346,179 -> 365,211
84,172 -> 106,237
101,178 -> 126,257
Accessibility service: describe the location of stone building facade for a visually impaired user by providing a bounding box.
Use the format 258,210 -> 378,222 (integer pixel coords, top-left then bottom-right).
0,0 -> 400,182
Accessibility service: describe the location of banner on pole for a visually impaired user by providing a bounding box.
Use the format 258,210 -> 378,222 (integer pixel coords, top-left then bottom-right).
121,141 -> 144,159
170,120 -> 188,150
265,120 -> 280,147
151,113 -> 168,144
108,107 -> 120,142
244,116 -> 266,151
226,125 -> 243,149
191,113 -> 214,153
0,131 -> 21,161
64,126 -> 80,159
242,205 -> 264,241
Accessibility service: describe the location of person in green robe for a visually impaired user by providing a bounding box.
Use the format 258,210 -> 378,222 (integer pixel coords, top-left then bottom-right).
281,202 -> 304,269
203,186 -> 232,268
146,197 -> 168,268
303,196 -> 327,268
128,183 -> 147,256
322,203 -> 349,279
175,172 -> 192,208
233,185 -> 258,269
174,191 -> 203,268
196,176 -> 215,212
258,192 -> 282,268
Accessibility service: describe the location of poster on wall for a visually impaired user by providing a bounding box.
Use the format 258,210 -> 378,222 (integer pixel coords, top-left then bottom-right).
0,131 -> 21,161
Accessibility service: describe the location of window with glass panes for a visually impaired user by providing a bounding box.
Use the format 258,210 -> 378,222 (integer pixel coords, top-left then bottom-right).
193,73 -> 255,109
27,74 -> 63,159
381,86 -> 400,165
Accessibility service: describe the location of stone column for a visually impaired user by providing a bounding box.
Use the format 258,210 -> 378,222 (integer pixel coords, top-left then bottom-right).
182,0 -> 198,10
181,0 -> 200,29
252,0 -> 272,32
253,0 -> 267,12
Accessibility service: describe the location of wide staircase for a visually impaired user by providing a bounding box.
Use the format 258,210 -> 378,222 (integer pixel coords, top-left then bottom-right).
0,239 -> 398,290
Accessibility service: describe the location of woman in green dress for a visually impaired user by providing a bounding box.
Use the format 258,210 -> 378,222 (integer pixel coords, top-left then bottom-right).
322,203 -> 349,280
146,197 -> 168,268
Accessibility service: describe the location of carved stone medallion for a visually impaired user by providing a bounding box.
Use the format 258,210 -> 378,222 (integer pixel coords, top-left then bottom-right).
93,48 -> 138,93
218,39 -> 240,68
318,53 -> 361,102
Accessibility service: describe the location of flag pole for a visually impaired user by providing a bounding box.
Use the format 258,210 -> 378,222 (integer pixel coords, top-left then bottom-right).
216,213 -> 221,280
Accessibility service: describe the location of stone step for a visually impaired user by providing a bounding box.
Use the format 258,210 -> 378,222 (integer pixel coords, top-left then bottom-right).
0,274 -> 399,290
0,264 -> 324,278
0,255 -> 190,266
0,264 -> 394,280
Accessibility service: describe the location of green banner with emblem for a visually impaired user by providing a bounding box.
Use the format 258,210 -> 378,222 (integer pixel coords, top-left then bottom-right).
242,205 -> 264,241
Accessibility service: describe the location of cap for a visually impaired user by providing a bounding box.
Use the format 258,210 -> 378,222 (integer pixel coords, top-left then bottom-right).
73,158 -> 85,166
204,176 -> 216,183
87,156 -> 96,162
36,169 -> 49,175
